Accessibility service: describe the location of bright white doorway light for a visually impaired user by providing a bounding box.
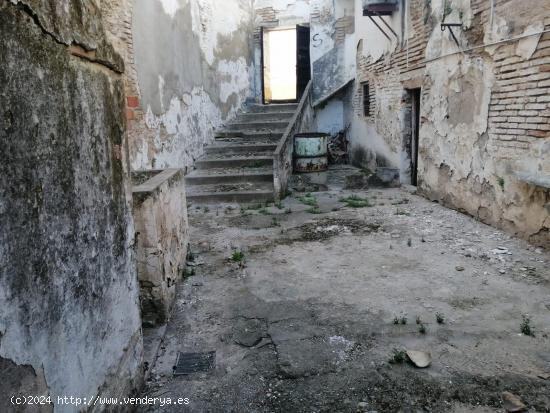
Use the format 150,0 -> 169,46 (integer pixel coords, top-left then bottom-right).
263,28 -> 297,102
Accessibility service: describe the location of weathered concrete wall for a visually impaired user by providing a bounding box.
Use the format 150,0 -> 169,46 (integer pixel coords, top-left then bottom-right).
420,0 -> 550,247
351,0 -> 550,246
132,169 -> 188,327
310,0 -> 355,102
0,0 -> 143,411
129,0 -> 255,172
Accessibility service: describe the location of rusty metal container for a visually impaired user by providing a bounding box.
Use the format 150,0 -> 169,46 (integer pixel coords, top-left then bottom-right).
294,133 -> 329,173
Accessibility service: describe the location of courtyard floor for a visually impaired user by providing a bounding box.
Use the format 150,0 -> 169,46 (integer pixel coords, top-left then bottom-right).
141,166 -> 550,412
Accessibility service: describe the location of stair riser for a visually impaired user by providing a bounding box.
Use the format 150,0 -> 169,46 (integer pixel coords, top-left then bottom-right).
187,192 -> 274,203
237,112 -> 295,122
187,174 -> 273,185
195,159 -> 273,169
205,145 -> 277,155
214,137 -> 281,145
215,131 -> 284,139
246,104 -> 298,113
225,121 -> 289,130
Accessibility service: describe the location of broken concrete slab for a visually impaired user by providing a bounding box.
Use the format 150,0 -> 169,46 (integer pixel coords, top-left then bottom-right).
232,317 -> 267,347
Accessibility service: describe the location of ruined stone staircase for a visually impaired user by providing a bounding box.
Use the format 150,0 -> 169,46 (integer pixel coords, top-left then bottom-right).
186,103 -> 298,204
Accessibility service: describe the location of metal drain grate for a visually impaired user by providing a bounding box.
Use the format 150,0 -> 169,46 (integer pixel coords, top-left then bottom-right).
173,351 -> 216,376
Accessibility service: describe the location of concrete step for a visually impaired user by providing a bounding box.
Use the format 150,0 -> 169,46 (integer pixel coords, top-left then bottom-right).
187,184 -> 274,204
224,120 -> 289,131
214,136 -> 281,145
215,130 -> 285,140
205,143 -> 277,155
186,167 -> 273,185
246,103 -> 298,113
195,155 -> 273,169
237,111 -> 295,122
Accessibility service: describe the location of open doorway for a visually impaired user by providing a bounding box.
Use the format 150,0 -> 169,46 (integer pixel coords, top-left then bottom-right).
261,25 -> 310,104
409,88 -> 421,186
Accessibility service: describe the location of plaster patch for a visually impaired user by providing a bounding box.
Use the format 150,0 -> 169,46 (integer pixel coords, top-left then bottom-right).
191,0 -> 249,66
516,22 -> 544,60
160,0 -> 181,18
218,58 -> 251,104
134,88 -> 223,171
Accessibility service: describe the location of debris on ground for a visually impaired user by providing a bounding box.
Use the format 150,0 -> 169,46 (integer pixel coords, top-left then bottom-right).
502,391 -> 527,412
327,127 -> 349,165
406,350 -> 432,368
491,247 -> 512,255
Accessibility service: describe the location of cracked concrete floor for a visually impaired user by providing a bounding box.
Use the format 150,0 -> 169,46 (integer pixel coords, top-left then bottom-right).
140,167 -> 550,412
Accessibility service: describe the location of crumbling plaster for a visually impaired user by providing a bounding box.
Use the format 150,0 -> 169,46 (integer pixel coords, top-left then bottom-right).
349,0 -> 550,246
130,0 -> 255,171
419,0 -> 550,246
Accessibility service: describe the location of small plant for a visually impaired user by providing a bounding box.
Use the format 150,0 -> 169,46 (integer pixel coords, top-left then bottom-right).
393,316 -> 400,325
389,348 -> 407,364
230,250 -> 245,263
497,177 -> 505,190
418,323 -> 427,334
285,207 -> 292,214
307,206 -> 322,214
271,217 -> 280,227
340,195 -> 371,208
275,201 -> 284,210
407,238 -> 412,247
395,208 -> 410,216
416,315 -> 422,325
400,315 -> 408,325
520,315 -> 535,337
203,206 -> 210,213
436,312 -> 445,324
299,193 -> 318,207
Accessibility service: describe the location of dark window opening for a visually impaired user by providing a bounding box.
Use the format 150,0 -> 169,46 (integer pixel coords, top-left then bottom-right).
362,82 -> 370,117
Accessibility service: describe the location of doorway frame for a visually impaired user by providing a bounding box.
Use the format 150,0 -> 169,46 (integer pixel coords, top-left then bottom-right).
261,25 -> 310,105
408,88 -> 421,186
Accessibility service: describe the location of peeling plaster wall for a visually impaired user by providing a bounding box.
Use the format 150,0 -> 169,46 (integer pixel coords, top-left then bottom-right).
0,1 -> 143,410
420,0 -> 550,247
130,0 -> 255,171
352,0 -> 550,246
310,0 -> 355,102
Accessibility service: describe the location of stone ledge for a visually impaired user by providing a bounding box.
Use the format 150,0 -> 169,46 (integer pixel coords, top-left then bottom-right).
514,171 -> 550,189
132,168 -> 183,203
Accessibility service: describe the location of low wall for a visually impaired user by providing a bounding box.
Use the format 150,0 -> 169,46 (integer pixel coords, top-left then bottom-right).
274,81 -> 315,198
132,169 -> 188,327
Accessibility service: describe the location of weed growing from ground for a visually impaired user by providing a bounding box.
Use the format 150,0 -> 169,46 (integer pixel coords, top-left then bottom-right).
230,251 -> 245,263
418,323 -> 427,334
521,315 -> 535,337
388,348 -> 407,364
436,312 -> 445,324
339,195 -> 371,208
307,206 -> 322,214
299,193 -> 318,207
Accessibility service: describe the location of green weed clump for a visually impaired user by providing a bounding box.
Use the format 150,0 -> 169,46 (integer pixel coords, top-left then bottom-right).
339,195 -> 371,208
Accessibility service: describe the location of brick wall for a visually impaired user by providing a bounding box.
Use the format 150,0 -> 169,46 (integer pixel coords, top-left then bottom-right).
352,0 -> 550,244
101,0 -> 141,122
